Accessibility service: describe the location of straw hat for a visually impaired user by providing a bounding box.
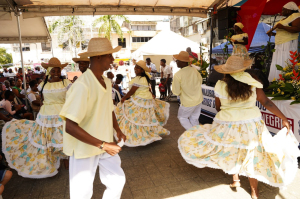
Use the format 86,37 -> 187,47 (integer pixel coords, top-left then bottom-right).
72,57 -> 90,63
214,56 -> 253,74
136,60 -> 151,72
78,38 -> 122,58
41,57 -> 68,69
173,51 -> 194,62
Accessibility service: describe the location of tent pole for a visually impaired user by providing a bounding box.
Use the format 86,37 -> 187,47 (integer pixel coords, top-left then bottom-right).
209,10 -> 213,72
16,12 -> 29,109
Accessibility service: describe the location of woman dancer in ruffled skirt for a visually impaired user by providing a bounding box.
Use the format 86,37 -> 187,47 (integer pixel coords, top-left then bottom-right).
115,60 -> 170,146
178,56 -> 300,199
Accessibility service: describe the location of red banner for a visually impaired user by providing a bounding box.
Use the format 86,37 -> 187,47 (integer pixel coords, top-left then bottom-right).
237,0 -> 268,50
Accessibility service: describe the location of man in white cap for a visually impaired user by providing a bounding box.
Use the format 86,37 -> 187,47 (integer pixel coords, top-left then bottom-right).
267,1 -> 300,82
172,51 -> 203,130
60,38 -> 126,199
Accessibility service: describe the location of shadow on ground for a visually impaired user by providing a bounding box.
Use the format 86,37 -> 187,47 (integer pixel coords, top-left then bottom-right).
3,102 -> 300,199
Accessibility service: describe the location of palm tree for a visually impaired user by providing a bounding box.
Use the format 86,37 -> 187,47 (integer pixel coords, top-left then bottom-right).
92,15 -> 130,41
48,16 -> 84,58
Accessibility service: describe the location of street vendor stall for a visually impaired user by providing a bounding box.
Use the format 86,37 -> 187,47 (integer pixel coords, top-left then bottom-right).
200,84 -> 300,143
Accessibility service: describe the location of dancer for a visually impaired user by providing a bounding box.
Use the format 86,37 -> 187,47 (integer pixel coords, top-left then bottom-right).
172,51 -> 203,130
2,57 -> 72,178
228,22 -> 249,59
73,57 -> 90,74
60,38 -> 126,199
178,56 -> 300,199
267,1 -> 300,82
115,60 -> 170,147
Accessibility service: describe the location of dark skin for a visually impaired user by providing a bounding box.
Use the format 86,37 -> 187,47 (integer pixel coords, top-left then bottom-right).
186,47 -> 198,61
121,65 -> 155,103
114,78 -> 124,97
267,8 -> 300,36
12,79 -> 25,98
146,59 -> 157,73
78,61 -> 90,73
30,83 -> 41,106
160,61 -> 170,86
176,60 -> 189,69
227,25 -> 248,46
65,54 -> 126,156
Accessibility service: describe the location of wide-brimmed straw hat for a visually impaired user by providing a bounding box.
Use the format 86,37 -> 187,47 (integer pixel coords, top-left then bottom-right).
136,60 -> 151,72
41,57 -> 68,69
72,57 -> 90,63
78,38 -> 122,58
173,51 -> 194,62
214,56 -> 253,74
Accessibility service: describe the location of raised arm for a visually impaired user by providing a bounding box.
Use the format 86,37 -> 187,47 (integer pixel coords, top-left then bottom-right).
121,86 -> 139,103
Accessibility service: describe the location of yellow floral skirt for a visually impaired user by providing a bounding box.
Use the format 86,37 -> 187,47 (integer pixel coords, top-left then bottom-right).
178,118 -> 300,188
2,113 -> 66,178
115,96 -> 170,147
232,44 -> 249,59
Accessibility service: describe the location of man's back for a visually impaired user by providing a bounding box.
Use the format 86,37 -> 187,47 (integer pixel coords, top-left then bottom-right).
173,66 -> 203,107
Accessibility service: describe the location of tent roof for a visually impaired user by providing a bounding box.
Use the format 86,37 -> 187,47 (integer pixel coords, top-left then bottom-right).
132,30 -> 208,58
0,0 -> 234,18
212,22 -> 275,54
0,13 -> 51,44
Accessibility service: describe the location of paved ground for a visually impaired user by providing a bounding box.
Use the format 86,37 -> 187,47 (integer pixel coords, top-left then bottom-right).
3,101 -> 300,199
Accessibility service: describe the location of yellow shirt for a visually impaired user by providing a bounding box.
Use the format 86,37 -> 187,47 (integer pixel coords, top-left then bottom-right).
214,80 -> 262,121
60,69 -> 115,159
38,79 -> 72,116
172,66 -> 203,107
231,33 -> 248,42
275,13 -> 300,45
130,76 -> 152,99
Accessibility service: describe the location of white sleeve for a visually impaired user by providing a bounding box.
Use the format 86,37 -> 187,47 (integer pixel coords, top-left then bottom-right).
151,64 -> 157,71
27,93 -> 36,102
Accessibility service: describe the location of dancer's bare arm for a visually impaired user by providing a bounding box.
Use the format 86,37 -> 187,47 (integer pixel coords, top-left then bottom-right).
65,119 -> 121,156
215,97 -> 221,112
121,86 -> 138,103
256,88 -> 290,133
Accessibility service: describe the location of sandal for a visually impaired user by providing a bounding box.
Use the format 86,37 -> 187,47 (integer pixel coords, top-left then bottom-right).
230,180 -> 241,188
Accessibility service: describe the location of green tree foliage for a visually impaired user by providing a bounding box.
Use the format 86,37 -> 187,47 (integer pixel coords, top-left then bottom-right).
0,47 -> 13,66
93,15 -> 130,41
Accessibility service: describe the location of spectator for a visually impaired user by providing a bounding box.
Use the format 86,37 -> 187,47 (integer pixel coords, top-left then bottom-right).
2,68 -> 8,77
16,68 -> 24,81
160,59 -> 173,96
113,74 -> 124,97
35,67 -> 43,74
107,71 -> 114,84
146,58 -> 157,97
28,80 -> 41,112
0,157 -> 13,198
186,47 -> 198,61
159,78 -> 166,100
130,59 -> 137,78
3,81 -> 10,91
0,91 -> 33,120
36,78 -> 43,85
12,79 -> 25,99
8,80 -> 15,91
6,69 -> 16,79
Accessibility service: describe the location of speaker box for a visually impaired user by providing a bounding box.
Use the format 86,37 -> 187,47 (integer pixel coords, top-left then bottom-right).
206,69 -> 224,87
217,7 -> 240,40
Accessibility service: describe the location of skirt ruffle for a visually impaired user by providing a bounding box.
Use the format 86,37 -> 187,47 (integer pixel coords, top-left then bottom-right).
115,96 -> 170,147
2,113 -> 66,179
178,118 -> 300,188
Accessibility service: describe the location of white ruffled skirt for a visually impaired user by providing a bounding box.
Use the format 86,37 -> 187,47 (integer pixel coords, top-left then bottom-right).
2,113 -> 66,178
178,117 -> 300,188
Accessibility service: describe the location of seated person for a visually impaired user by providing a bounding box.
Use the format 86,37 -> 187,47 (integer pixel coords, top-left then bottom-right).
27,80 -> 41,112
12,79 -> 26,104
107,71 -> 114,85
36,78 -> 43,85
113,74 -> 124,97
6,69 -> 16,79
0,155 -> 12,198
16,68 -> 24,81
0,91 -> 33,120
159,78 -> 166,100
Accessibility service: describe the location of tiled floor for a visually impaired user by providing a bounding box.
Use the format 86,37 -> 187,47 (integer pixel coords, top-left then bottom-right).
3,102 -> 300,199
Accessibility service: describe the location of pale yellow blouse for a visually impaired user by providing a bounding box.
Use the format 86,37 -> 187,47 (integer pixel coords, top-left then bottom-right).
130,77 -> 153,99
38,79 -> 72,116
214,80 -> 261,122
231,33 -> 248,43
275,13 -> 300,45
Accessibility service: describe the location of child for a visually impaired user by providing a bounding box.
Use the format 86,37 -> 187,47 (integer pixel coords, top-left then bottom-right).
113,74 -> 124,97
114,60 -> 170,146
178,56 -> 300,199
159,78 -> 166,100
107,71 -> 114,85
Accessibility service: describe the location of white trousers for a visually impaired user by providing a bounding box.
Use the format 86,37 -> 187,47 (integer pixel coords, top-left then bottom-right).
178,103 -> 202,130
69,153 -> 126,199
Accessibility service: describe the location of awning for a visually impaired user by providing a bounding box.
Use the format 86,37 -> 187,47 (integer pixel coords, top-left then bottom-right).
0,13 -> 51,43
0,0 -> 233,18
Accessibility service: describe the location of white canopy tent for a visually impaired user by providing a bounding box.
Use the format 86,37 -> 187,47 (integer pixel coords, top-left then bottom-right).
132,30 -> 208,60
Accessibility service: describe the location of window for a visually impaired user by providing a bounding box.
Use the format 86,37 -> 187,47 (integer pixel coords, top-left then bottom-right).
132,37 -> 153,43
22,47 -> 30,51
41,42 -> 51,52
118,38 -> 126,48
130,25 -> 156,31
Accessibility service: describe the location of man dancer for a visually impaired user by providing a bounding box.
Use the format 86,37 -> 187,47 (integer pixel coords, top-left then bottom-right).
172,51 -> 203,130
73,57 -> 90,73
146,57 -> 157,97
60,38 -> 127,199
